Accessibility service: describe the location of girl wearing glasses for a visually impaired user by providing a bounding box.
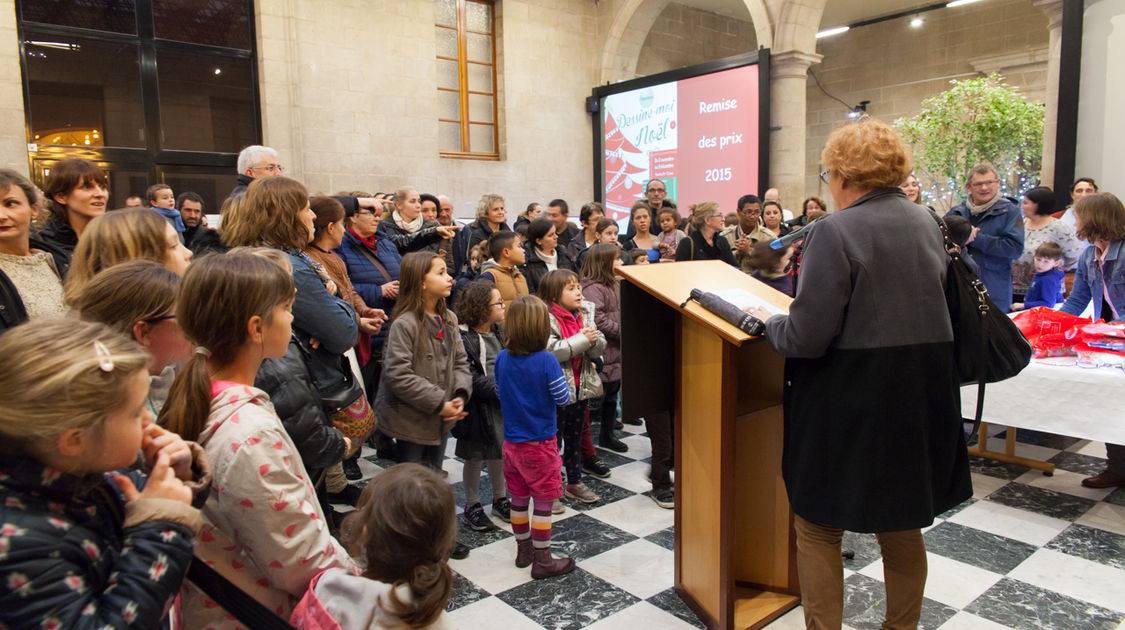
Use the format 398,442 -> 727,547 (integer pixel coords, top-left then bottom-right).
453,280 -> 511,531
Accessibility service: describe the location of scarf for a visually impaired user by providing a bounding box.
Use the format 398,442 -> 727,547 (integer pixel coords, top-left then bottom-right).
392,210 -> 425,234
536,247 -> 558,271
551,302 -> 584,386
966,191 -> 1001,216
152,206 -> 186,232
348,226 -> 378,252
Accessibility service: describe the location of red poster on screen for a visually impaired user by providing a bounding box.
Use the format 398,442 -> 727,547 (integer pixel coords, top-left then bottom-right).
676,65 -> 759,210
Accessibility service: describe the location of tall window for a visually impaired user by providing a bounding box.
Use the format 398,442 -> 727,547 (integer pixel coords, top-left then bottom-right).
16,0 -> 260,211
435,0 -> 498,159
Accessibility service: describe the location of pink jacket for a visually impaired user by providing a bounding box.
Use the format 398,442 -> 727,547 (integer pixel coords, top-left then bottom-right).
180,382 -> 355,629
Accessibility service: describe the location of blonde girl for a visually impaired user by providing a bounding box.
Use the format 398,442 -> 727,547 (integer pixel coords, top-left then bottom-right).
0,319 -> 201,628
63,207 -> 192,302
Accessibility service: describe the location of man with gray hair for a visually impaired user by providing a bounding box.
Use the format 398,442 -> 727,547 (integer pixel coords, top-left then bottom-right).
229,145 -> 282,200
944,162 -> 1024,312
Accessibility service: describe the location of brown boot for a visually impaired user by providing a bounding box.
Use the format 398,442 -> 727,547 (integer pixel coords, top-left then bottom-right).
515,538 -> 534,568
1082,469 -> 1125,488
531,546 -> 575,579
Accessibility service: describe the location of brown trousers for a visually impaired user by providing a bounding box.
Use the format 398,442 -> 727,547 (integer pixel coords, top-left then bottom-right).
794,515 -> 927,630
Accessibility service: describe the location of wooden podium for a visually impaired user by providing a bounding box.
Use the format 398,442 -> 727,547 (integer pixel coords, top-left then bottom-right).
616,260 -> 799,630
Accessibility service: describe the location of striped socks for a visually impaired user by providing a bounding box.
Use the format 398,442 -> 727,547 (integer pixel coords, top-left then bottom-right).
511,495 -> 531,540
532,500 -> 553,549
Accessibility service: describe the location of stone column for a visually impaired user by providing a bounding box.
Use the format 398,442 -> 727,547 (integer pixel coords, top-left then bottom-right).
0,0 -> 30,173
1033,0 -> 1063,188
769,50 -> 821,206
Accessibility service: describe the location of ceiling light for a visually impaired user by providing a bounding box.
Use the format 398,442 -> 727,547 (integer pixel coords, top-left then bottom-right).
213,68 -> 222,75
946,0 -> 981,7
910,17 -> 924,27
816,26 -> 850,38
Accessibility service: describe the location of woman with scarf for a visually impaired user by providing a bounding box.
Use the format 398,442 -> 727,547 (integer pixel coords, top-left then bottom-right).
377,187 -> 458,255
336,198 -> 404,460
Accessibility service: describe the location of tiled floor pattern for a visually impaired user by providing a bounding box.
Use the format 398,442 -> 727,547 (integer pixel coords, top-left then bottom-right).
338,423 -> 1125,630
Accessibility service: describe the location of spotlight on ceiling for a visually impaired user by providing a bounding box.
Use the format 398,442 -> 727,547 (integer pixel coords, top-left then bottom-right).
946,0 -> 981,7
816,26 -> 850,39
910,16 -> 925,27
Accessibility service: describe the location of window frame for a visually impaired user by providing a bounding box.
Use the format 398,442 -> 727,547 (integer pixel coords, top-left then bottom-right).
15,0 -> 260,207
436,0 -> 499,160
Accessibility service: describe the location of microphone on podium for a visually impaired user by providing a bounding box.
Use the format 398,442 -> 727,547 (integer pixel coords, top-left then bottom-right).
686,289 -> 766,336
769,217 -> 820,250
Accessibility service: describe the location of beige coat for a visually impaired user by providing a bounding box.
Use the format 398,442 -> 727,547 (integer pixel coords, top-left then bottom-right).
547,299 -> 607,402
375,311 -> 472,446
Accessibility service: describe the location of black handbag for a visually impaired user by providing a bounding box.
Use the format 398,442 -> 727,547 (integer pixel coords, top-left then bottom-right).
291,333 -> 365,413
932,213 -> 1032,437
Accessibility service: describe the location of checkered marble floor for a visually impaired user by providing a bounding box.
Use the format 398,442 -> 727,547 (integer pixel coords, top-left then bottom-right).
337,423 -> 1125,630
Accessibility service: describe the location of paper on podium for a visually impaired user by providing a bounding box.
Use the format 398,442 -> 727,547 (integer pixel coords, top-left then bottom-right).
709,287 -> 787,317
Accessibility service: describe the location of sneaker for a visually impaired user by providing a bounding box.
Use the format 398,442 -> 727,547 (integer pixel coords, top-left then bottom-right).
461,503 -> 497,531
451,541 -> 470,560
551,499 -> 566,514
582,458 -> 611,479
651,488 -> 674,509
342,457 -> 362,481
492,497 -> 512,522
565,482 -> 600,504
326,484 -> 362,505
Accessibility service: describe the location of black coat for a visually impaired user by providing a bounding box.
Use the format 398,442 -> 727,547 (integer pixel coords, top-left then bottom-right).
255,336 -> 347,474
452,326 -> 504,460
764,189 -> 972,532
377,217 -> 446,255
520,243 -> 576,295
452,219 -> 510,276
0,455 -> 196,628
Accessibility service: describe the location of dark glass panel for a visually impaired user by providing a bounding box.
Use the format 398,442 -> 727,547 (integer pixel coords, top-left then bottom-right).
158,166 -> 236,217
19,0 -> 137,34
152,0 -> 251,49
25,37 -> 145,148
157,49 -> 255,152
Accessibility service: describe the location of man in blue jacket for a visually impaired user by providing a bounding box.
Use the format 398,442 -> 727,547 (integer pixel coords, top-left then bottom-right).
945,163 -> 1024,312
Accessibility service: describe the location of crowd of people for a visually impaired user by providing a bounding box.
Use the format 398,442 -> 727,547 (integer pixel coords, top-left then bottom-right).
1,122 -> 1122,629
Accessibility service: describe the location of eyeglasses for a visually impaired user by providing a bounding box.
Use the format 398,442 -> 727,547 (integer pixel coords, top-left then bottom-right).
355,210 -> 374,216
647,188 -> 666,194
144,314 -> 176,324
819,170 -> 831,185
707,213 -> 723,219
251,163 -> 284,174
490,301 -> 505,308
969,179 -> 999,188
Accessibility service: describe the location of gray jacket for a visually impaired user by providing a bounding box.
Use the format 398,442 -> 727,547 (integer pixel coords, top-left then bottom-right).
547,299 -> 607,402
375,310 -> 472,446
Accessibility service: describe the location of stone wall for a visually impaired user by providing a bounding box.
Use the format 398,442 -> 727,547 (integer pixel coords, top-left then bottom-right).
804,0 -> 1050,207
635,2 -> 757,76
256,0 -> 601,221
0,2 -> 27,173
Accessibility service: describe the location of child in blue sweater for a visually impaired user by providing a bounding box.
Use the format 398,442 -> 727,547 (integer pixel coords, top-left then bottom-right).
494,295 -> 574,580
1013,242 -> 1065,310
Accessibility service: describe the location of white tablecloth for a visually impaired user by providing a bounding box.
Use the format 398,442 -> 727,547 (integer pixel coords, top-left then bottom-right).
960,358 -> 1125,445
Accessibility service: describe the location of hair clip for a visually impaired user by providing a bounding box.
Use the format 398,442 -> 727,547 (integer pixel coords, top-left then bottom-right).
195,346 -> 212,358
93,340 -> 114,372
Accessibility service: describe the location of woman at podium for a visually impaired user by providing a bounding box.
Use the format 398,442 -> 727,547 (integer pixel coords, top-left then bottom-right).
747,119 -> 972,630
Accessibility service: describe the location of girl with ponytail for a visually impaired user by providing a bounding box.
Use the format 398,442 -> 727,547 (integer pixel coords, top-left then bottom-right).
292,463 -> 457,629
159,251 -> 355,629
